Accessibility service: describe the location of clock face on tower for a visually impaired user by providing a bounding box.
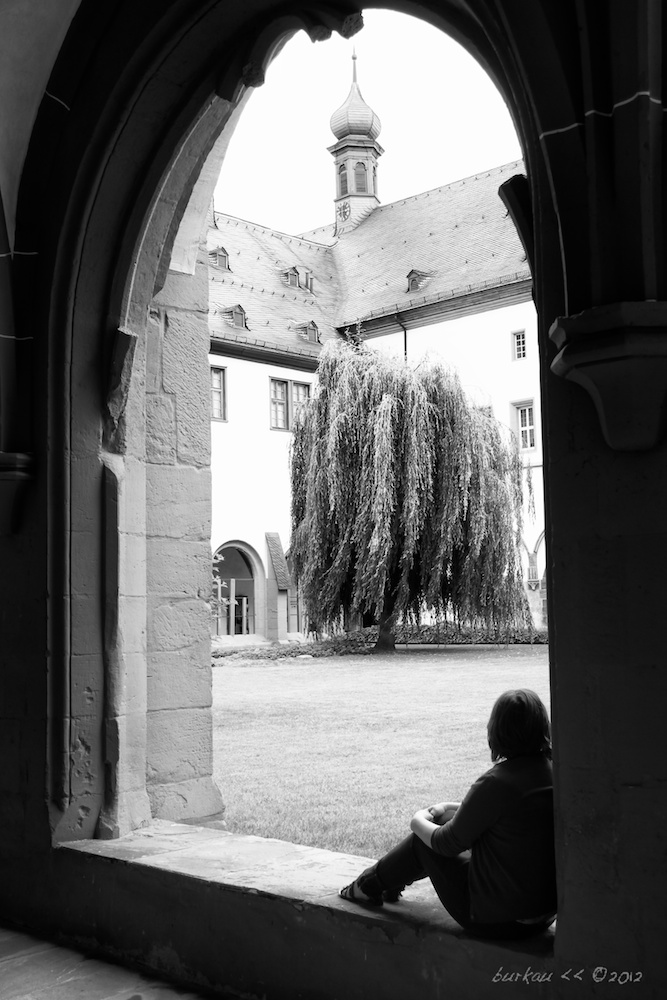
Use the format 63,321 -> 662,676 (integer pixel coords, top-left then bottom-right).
337,201 -> 351,221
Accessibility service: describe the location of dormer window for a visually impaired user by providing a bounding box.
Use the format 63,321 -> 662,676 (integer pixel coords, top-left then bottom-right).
338,163 -> 348,197
209,246 -> 230,269
406,269 -> 433,294
281,267 -> 300,288
354,162 -> 367,193
221,304 -> 247,329
296,321 -> 320,344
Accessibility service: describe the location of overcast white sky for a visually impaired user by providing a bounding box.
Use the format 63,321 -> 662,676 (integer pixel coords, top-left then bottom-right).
214,9 -> 522,235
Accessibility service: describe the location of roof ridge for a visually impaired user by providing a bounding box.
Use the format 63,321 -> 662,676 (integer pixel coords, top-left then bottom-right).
363,160 -> 524,215
213,210 -> 334,248
304,160 -> 524,235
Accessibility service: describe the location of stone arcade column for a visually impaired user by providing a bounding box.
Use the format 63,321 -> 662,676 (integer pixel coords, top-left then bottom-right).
143,257 -> 223,821
527,334 -> 667,985
499,4 -> 667,985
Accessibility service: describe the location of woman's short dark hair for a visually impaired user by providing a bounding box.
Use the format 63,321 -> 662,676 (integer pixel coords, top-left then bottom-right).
487,689 -> 552,761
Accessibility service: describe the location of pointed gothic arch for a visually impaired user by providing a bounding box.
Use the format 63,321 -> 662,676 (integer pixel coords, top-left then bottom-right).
6,0 -> 666,988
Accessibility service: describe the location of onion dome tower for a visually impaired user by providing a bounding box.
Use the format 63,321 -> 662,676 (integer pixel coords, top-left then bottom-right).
328,52 -> 383,235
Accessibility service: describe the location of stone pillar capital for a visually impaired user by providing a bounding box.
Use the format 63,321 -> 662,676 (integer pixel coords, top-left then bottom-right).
550,302 -> 667,450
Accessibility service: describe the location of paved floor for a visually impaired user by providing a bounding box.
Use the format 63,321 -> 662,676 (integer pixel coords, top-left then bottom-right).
0,925 -> 227,1000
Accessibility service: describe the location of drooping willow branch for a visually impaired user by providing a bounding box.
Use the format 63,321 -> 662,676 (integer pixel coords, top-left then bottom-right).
290,341 -> 529,637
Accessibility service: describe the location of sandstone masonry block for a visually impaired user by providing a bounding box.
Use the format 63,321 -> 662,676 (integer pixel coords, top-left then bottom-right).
116,595 -> 147,655
153,264 -> 209,314
71,529 -> 102,597
146,707 -> 213,784
146,465 -> 210,539
148,775 -> 223,821
71,594 -> 105,658
162,312 -> 210,467
106,711 -> 149,790
70,654 -> 104,718
177,392 -> 210,467
146,309 -> 163,394
119,533 -> 147,598
69,714 -> 104,801
147,644 -> 212,712
106,651 -> 147,718
146,394 -> 177,463
162,312 -> 209,396
120,456 -> 147,535
148,599 -> 210,652
147,537 -> 211,599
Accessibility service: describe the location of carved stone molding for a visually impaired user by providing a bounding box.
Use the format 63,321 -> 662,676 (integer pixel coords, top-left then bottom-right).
219,6 -> 363,101
550,302 -> 667,451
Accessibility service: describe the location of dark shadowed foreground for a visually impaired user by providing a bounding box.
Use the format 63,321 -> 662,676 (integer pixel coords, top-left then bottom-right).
213,645 -> 549,856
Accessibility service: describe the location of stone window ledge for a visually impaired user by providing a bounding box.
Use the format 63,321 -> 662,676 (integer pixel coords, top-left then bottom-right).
60,821 -> 555,999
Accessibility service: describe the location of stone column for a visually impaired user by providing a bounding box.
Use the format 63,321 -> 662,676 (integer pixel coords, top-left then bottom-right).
144,259 -> 222,821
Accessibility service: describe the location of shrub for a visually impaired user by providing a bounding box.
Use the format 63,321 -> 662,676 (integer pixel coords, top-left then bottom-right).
211,622 -> 547,663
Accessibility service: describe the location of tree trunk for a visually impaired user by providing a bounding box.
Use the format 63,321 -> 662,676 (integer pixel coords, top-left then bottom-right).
373,608 -> 396,652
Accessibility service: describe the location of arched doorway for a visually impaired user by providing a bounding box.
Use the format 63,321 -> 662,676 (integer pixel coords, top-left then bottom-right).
213,541 -> 263,637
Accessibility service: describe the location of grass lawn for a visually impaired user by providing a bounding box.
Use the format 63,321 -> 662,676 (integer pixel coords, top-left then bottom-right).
212,645 -> 550,859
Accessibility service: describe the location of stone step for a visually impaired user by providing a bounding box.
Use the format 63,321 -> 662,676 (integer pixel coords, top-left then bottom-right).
0,924 -> 221,999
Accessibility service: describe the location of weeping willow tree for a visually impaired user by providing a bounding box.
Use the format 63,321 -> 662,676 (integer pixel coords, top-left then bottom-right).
290,341 -> 530,650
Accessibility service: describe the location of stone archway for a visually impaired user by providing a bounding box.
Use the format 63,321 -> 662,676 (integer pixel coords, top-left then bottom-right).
9,2 -> 667,984
213,540 -> 266,638
13,1 -> 370,842
7,0 -> 567,894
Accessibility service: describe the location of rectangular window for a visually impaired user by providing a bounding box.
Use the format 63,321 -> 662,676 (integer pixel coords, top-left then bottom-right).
292,381 -> 311,417
211,367 -> 226,420
516,402 -> 536,450
513,330 -> 527,360
270,378 -> 311,429
270,379 -> 288,429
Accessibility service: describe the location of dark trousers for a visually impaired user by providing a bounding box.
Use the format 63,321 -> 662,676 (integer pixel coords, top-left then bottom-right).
359,834 -> 552,940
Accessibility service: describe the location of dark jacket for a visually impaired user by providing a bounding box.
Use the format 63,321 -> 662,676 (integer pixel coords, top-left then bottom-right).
431,754 -> 557,923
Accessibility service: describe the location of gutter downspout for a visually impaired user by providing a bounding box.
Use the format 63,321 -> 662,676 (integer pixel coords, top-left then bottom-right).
394,313 -> 408,360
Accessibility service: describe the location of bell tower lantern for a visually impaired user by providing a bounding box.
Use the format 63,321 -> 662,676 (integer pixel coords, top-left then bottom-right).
328,53 -> 383,235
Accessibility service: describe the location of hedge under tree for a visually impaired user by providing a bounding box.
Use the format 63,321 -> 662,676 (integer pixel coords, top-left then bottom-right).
290,341 -> 530,651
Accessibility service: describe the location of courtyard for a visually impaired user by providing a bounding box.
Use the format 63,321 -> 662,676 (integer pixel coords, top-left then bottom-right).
212,644 -> 549,858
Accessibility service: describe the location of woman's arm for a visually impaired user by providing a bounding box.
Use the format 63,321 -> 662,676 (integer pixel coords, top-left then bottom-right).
410,808 -> 440,847
430,770 -> 506,856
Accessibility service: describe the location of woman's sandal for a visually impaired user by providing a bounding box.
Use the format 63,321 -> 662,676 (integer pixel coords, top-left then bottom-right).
339,880 -> 383,907
381,887 -> 403,903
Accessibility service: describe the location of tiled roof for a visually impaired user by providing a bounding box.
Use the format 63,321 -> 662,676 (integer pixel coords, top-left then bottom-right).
208,215 -> 342,356
265,532 -> 292,589
208,162 -> 530,348
305,161 -> 530,327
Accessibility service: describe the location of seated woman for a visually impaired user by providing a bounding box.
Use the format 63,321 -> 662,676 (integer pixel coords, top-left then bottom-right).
340,688 -> 557,939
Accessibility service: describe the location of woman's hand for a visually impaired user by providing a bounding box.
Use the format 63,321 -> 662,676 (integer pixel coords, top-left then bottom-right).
427,802 -> 460,826
410,801 -> 461,847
